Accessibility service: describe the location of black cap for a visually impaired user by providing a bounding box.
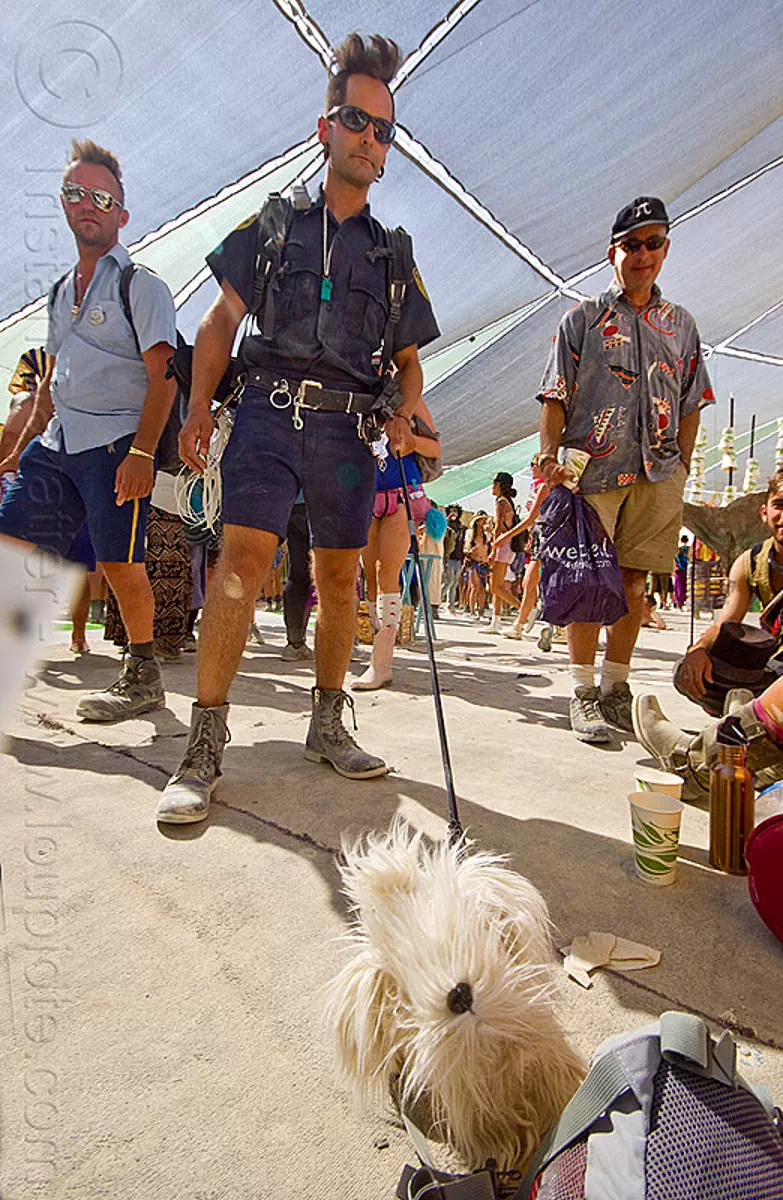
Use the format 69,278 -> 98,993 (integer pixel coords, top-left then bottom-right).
611,196 -> 670,242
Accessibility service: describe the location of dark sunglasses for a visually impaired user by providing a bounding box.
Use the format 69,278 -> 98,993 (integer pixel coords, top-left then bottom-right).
61,182 -> 124,213
616,234 -> 667,254
327,104 -> 396,145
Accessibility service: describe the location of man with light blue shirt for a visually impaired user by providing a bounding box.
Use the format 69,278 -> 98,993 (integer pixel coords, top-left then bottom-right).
0,139 -> 177,722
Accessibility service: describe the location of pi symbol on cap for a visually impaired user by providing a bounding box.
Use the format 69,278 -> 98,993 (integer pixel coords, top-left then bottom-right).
634,202 -> 652,218
88,305 -> 105,326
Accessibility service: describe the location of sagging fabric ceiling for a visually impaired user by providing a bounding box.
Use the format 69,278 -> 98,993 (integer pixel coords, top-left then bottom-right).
2,0 -> 782,469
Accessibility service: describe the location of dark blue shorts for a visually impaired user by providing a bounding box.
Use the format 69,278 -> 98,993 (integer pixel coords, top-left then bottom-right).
66,522 -> 97,571
0,433 -> 149,563
220,388 -> 376,550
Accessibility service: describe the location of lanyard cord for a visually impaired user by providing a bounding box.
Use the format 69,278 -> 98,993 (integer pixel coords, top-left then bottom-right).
321,206 -> 335,301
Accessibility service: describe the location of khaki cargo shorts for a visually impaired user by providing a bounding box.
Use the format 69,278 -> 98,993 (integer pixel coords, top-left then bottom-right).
583,461 -> 687,574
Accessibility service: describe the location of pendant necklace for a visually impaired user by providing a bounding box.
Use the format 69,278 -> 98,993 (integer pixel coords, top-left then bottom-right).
321,205 -> 334,302
71,270 -> 84,320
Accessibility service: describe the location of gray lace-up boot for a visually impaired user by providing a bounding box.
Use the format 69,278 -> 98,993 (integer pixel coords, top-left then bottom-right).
156,703 -> 230,823
76,654 -> 165,722
632,694 -> 783,802
599,681 -> 634,732
304,687 -> 387,779
569,686 -> 613,744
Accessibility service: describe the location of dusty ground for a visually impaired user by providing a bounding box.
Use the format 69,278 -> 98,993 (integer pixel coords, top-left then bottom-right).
1,606 -> 781,1199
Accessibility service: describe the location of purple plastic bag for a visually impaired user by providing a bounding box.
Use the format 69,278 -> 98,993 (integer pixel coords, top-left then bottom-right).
539,485 -> 628,626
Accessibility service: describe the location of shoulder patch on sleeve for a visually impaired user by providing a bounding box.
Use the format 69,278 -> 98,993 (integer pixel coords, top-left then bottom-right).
234,213 -> 258,232
412,265 -> 429,300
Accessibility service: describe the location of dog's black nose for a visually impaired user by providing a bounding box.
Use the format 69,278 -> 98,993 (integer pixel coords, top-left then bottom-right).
446,982 -> 473,1014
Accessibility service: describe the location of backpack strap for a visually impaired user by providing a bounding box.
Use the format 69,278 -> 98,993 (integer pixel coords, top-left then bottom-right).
379,225 -> 414,376
50,264 -> 144,358
249,193 -> 300,342
118,263 -> 141,355
48,271 -> 70,309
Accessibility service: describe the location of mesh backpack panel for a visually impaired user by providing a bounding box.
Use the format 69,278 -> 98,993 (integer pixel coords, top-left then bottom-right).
646,1061 -> 783,1200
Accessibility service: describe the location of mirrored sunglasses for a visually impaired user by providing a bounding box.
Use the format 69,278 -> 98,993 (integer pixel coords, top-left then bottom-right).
327,104 -> 396,145
61,183 -> 124,212
617,234 -> 667,254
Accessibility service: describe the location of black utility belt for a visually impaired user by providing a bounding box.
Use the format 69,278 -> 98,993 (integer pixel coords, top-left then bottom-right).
242,370 -> 379,416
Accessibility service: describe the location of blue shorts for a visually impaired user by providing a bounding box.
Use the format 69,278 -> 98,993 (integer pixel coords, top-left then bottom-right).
0,433 -> 149,563
220,387 -> 376,550
66,522 -> 97,571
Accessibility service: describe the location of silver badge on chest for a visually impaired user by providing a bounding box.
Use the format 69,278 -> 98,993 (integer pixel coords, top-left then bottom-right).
88,305 -> 105,326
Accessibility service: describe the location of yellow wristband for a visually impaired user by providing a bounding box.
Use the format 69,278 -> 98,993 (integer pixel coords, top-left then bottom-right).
128,445 -> 155,461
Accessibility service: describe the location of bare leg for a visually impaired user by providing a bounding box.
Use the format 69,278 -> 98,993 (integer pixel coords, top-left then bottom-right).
313,547 -> 363,690
100,561 -> 155,644
197,524 -> 278,708
490,561 -> 522,616
605,567 -> 648,666
375,506 -> 411,594
70,573 -> 91,649
361,517 -> 382,604
566,621 -> 601,666
518,559 -> 541,623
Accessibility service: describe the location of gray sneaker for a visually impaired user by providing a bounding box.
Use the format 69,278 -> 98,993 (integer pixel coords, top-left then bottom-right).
304,687 -> 387,779
76,655 -> 165,722
281,641 -> 313,662
599,681 -> 634,732
156,703 -> 230,824
570,686 -> 613,744
538,625 -> 553,652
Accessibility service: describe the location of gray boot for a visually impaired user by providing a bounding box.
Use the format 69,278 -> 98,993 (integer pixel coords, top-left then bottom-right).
632,695 -> 783,801
304,688 -> 387,779
156,703 -> 230,823
76,654 -> 165,722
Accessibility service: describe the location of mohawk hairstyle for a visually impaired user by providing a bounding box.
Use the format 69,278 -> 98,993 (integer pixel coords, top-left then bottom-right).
65,139 -> 124,202
325,33 -> 402,115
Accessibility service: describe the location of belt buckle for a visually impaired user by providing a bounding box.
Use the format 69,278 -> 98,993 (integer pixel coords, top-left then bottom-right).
292,380 -> 323,430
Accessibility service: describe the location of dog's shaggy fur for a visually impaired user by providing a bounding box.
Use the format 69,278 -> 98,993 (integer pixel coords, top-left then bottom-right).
324,820 -> 586,1172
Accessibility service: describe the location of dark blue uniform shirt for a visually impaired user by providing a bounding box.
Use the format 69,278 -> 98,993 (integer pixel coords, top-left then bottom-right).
207,188 -> 440,393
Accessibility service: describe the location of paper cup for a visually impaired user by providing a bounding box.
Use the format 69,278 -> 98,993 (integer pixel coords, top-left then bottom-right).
634,764 -> 683,800
628,790 -> 684,886
563,448 -> 591,489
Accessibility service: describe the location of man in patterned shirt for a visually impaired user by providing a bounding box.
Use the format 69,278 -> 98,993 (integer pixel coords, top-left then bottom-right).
536,196 -> 714,744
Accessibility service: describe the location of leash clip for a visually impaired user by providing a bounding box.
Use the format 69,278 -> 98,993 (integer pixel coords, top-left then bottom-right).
292,379 -> 322,430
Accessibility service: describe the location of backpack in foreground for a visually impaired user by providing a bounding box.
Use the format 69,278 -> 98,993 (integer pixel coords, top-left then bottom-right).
396,1011 -> 783,1200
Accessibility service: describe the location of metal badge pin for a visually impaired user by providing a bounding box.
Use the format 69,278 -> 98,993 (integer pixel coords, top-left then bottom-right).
88,304 -> 105,325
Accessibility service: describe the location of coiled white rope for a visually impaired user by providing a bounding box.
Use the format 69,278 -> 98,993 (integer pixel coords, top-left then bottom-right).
175,405 -> 235,532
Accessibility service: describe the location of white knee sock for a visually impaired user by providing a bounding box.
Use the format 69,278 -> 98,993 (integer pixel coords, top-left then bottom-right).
571,664 -> 596,693
367,599 -> 379,632
600,660 -> 630,694
377,592 -> 401,633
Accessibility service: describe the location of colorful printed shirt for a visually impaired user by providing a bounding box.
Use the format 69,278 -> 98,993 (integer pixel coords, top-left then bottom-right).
537,280 -> 714,494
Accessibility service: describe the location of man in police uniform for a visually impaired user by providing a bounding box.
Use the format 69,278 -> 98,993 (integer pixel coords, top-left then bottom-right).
0,139 -> 177,722
158,33 -> 439,823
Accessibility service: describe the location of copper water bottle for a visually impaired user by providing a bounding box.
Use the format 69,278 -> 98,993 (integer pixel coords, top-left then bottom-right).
709,716 -> 754,875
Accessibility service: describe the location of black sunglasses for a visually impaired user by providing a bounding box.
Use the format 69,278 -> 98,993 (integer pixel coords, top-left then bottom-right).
327,104 -> 396,145
61,182 -> 124,213
616,234 -> 667,254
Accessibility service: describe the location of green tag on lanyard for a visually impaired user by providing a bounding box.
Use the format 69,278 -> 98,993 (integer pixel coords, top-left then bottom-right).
320,277 -> 333,302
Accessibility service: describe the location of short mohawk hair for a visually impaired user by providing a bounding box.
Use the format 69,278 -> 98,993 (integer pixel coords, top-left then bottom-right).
65,138 -> 124,202
325,33 -> 402,114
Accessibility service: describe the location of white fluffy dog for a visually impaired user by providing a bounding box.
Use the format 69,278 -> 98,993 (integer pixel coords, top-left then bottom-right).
324,819 -> 585,1173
